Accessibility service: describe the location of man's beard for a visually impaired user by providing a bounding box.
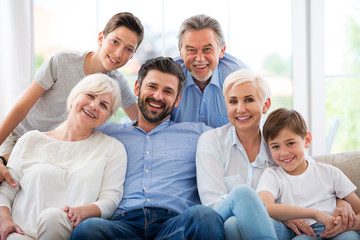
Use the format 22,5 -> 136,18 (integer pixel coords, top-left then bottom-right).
190,68 -> 213,83
138,95 -> 176,123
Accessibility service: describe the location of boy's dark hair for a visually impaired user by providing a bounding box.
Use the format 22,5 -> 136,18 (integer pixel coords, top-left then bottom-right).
263,108 -> 308,143
137,57 -> 186,98
103,12 -> 144,50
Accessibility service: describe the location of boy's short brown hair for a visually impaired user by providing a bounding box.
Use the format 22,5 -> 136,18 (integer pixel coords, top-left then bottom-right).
103,12 -> 144,50
263,108 -> 308,143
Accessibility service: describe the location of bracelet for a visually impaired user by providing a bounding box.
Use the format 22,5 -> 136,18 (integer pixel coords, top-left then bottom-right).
0,156 -> 6,166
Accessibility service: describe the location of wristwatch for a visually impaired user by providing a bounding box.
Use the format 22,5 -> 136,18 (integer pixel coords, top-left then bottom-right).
0,156 -> 7,166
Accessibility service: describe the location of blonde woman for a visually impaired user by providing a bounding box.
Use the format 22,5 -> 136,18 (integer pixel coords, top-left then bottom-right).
196,69 -> 275,239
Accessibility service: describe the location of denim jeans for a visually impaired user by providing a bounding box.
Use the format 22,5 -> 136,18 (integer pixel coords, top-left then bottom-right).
272,219 -> 360,240
71,205 -> 224,240
216,185 -> 277,240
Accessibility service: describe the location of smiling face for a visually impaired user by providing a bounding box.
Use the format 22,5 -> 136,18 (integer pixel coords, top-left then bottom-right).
98,26 -> 138,71
134,70 -> 181,125
225,83 -> 270,134
180,28 -> 225,84
268,128 -> 312,175
69,91 -> 113,129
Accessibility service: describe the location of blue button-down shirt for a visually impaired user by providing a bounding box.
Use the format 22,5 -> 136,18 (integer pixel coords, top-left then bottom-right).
171,53 -> 248,128
98,118 -> 211,217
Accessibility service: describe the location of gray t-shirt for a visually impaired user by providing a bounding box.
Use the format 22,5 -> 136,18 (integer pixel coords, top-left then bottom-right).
14,50 -> 136,136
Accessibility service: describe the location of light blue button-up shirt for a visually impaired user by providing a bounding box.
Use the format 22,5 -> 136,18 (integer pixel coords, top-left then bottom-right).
98,118 -> 211,217
171,53 -> 248,128
196,123 -> 276,208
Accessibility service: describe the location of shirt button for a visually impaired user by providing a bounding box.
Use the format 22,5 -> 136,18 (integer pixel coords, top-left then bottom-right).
147,136 -> 149,139
143,187 -> 147,191
147,198 -> 151,202
203,99 -> 206,102
145,169 -> 149,173
146,151 -> 149,154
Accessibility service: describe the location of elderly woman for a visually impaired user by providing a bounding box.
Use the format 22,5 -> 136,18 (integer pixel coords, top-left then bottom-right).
196,69 -> 276,239
0,73 -> 127,240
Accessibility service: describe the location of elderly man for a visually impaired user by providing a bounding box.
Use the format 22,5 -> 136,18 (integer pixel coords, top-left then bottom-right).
172,14 -> 248,128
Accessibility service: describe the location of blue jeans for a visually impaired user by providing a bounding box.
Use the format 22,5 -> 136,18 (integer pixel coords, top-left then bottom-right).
216,185 -> 277,240
71,205 -> 224,240
272,219 -> 360,240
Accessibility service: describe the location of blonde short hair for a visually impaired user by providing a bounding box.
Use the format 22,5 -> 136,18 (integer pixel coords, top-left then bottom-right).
223,69 -> 271,104
67,73 -> 121,117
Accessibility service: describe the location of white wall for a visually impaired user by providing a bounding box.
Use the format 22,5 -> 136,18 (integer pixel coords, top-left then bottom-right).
0,0 -> 33,121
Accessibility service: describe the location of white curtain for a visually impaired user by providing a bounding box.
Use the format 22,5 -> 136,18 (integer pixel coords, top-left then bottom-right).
0,0 -> 33,121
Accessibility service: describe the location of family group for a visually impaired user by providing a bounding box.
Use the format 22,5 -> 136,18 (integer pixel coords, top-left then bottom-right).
0,12 -> 359,240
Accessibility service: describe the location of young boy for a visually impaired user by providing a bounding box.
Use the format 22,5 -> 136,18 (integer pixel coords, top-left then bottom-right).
257,108 -> 360,239
0,12 -> 144,162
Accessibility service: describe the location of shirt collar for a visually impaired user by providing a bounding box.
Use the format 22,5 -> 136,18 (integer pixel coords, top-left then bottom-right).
184,65 -> 221,89
230,125 -> 241,147
257,132 -> 275,166
230,125 -> 274,166
131,117 -> 172,135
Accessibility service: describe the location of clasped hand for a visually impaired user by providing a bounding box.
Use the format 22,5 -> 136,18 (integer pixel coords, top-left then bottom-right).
284,205 -> 356,238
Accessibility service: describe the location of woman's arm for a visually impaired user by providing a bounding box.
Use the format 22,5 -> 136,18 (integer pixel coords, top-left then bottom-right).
63,138 -> 128,226
344,192 -> 360,230
91,139 -> 127,219
196,132 -> 228,209
0,165 -> 16,188
0,206 -> 24,239
320,192 -> 360,238
0,149 -> 23,238
282,219 -> 316,237
333,198 -> 357,229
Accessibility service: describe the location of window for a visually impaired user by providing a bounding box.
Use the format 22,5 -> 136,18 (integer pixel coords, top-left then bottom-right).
34,0 -> 293,121
325,0 -> 360,153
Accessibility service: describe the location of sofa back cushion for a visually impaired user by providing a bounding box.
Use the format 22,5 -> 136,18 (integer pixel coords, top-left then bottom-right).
313,151 -> 360,197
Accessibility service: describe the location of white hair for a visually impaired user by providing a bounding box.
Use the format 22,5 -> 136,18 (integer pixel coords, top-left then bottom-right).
67,73 -> 121,117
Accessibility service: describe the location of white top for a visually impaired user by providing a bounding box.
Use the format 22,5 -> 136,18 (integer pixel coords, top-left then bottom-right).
196,123 -> 276,209
14,50 -> 136,136
0,130 -> 127,235
256,156 -> 357,225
